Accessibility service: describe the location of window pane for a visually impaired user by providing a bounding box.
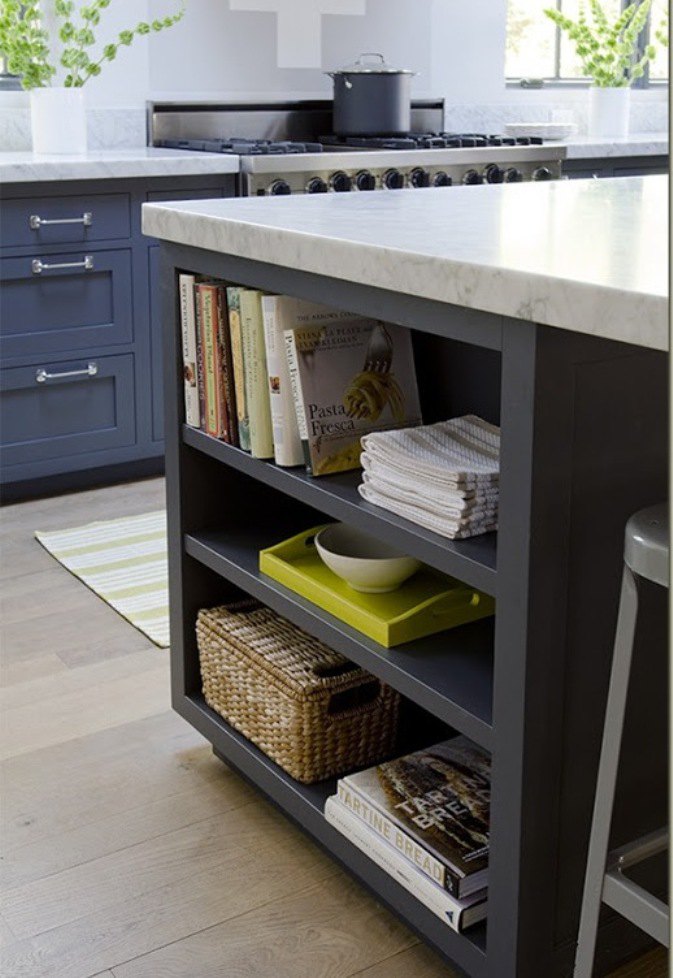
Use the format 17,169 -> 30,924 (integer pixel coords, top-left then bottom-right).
559,0 -> 620,79
505,0 -> 557,79
650,0 -> 669,79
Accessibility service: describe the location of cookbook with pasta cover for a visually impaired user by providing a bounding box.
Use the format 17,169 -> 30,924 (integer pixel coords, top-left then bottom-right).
285,319 -> 422,476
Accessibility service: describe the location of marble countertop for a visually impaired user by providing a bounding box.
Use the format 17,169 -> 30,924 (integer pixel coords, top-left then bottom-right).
564,132 -> 668,159
143,175 -> 668,352
0,147 -> 240,183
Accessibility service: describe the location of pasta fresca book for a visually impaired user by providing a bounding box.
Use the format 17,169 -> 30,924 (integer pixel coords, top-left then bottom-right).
286,319 -> 422,476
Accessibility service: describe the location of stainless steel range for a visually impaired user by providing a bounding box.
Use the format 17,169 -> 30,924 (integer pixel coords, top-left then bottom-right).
149,100 -> 566,197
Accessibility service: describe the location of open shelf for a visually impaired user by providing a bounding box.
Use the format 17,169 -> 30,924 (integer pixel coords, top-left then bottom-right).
183,425 -> 498,597
185,526 -> 494,749
176,691 -> 488,978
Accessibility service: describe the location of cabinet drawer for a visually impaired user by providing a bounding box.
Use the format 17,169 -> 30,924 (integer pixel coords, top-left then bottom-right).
0,249 -> 133,358
0,353 -> 136,468
1,193 -> 131,248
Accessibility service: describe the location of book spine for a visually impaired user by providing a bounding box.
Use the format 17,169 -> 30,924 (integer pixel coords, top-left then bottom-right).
261,297 -> 304,467
240,291 -> 274,459
178,274 -> 200,428
216,286 -> 238,446
336,781 -> 456,895
194,284 -> 206,430
226,286 -> 251,452
198,284 -> 221,438
325,797 -> 478,932
283,329 -> 312,472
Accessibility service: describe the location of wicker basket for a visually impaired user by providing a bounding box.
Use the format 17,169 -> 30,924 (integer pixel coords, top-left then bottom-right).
196,600 -> 400,784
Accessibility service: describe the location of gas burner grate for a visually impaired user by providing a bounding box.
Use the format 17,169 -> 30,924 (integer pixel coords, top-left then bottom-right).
157,138 -> 323,155
318,132 -> 545,150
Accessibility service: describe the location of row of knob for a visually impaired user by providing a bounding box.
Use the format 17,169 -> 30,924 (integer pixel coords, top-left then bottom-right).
268,164 -> 554,195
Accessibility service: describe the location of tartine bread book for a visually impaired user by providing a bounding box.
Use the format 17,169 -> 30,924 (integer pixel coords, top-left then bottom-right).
259,525 -> 494,647
340,736 -> 490,899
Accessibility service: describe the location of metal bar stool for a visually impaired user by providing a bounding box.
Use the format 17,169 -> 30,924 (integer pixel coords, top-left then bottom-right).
574,504 -> 669,978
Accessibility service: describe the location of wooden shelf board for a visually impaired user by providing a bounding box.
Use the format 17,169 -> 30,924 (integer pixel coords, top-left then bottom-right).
183,425 -> 498,597
185,528 -> 494,749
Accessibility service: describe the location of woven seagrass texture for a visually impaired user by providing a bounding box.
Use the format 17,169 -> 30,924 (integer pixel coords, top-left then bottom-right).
196,600 -> 400,784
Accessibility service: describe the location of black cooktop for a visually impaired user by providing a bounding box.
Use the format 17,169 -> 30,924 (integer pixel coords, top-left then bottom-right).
318,132 -> 545,149
157,138 -> 324,155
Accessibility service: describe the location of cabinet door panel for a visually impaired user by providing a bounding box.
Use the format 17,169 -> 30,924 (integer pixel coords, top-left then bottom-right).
0,249 -> 133,358
0,353 -> 136,468
1,193 -> 131,248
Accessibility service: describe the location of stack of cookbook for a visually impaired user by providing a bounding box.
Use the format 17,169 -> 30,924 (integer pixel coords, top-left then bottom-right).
325,736 -> 490,932
178,276 -> 422,476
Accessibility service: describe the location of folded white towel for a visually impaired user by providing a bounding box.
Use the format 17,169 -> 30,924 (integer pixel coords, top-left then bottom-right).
359,481 -> 498,540
361,415 -> 500,487
360,470 -> 498,520
361,454 -> 500,505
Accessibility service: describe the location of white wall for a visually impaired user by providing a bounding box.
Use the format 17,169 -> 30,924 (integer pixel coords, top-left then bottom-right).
1,0 -> 666,132
147,0 -> 434,100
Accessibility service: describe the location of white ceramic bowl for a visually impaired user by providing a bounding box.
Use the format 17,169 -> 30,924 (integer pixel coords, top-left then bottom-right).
504,122 -> 577,141
314,524 -> 421,593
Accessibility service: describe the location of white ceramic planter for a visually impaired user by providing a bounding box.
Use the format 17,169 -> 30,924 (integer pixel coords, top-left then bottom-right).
588,86 -> 630,139
30,87 -> 87,155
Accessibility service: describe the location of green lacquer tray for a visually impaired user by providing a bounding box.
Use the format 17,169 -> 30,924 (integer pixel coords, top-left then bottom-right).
259,525 -> 495,648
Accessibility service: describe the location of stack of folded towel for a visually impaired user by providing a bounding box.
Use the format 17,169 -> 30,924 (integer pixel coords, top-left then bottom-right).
358,415 -> 500,540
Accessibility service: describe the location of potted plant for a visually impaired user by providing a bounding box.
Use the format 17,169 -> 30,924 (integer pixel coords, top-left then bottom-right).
0,0 -> 185,155
544,0 -> 662,138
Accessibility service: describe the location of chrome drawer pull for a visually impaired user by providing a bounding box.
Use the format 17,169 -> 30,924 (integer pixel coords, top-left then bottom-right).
30,212 -> 93,229
32,256 -> 94,274
36,362 -> 98,384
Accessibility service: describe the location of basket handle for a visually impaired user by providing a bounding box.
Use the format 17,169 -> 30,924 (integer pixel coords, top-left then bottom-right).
326,679 -> 382,717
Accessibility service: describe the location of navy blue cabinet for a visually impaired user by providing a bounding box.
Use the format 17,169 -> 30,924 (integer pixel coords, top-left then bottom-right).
0,173 -> 235,499
1,248 -> 134,358
564,156 -> 668,179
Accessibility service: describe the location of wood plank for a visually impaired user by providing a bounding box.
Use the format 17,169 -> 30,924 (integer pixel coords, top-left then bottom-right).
0,766 -> 255,890
2,794 -> 312,939
0,652 -> 68,688
349,942 -> 458,978
0,648 -> 165,712
0,659 -> 170,760
0,830 -> 339,978
110,874 -> 416,978
0,712 -> 220,852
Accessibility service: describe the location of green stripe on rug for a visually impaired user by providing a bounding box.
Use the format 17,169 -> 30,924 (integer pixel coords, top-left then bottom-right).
35,510 -> 169,648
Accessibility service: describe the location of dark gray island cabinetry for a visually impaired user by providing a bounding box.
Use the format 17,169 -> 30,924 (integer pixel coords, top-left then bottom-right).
143,177 -> 668,978
0,150 -> 237,500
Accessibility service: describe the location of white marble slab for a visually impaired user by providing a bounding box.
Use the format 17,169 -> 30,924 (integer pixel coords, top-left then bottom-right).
0,148 -> 240,184
143,176 -> 668,352
564,133 -> 668,159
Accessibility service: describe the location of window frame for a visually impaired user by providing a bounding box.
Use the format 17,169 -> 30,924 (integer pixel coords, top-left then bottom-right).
506,0 -> 668,89
0,55 -> 22,92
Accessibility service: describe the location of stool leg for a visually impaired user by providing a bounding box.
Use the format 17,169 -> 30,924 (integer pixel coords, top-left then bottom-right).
574,566 -> 639,978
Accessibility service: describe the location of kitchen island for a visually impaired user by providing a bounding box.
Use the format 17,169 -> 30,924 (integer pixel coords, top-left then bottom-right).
142,177 -> 668,978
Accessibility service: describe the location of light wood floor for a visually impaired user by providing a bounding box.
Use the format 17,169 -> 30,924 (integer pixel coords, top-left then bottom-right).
0,478 -> 667,978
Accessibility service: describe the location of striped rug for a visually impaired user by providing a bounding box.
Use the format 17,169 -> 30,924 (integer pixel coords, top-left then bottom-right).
35,510 -> 169,648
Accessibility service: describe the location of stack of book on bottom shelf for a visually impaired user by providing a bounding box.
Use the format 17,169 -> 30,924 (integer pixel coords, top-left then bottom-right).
325,736 -> 490,932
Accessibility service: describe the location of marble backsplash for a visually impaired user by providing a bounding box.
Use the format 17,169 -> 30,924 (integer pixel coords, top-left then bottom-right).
0,106 -> 147,151
0,98 -> 667,152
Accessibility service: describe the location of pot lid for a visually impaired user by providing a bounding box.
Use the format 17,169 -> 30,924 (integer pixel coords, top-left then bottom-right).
329,52 -> 415,75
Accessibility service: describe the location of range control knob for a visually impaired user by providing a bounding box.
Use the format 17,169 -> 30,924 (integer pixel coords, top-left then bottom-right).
383,168 -> 405,190
355,170 -> 377,191
532,166 -> 553,181
483,163 -> 504,184
462,169 -> 483,186
504,167 -> 523,183
433,171 -> 453,187
306,177 -> 328,194
269,179 -> 291,196
330,170 -> 352,192
410,167 -> 430,188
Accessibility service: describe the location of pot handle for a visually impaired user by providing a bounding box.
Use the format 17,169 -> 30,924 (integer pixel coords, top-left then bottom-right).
356,53 -> 386,65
